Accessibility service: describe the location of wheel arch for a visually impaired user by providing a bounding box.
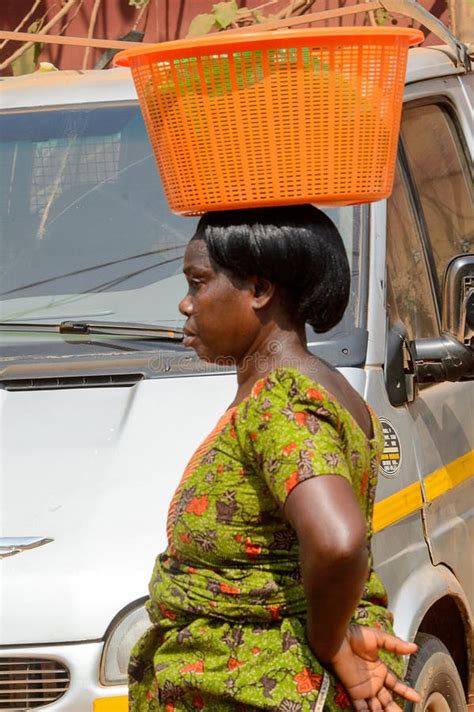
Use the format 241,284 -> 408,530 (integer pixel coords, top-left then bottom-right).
389,561 -> 472,691
418,595 -> 471,695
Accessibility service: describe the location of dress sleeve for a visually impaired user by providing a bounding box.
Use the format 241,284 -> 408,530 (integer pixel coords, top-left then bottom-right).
235,369 -> 352,508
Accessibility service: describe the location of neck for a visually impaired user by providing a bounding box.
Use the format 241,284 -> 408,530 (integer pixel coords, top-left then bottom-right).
234,324 -> 310,401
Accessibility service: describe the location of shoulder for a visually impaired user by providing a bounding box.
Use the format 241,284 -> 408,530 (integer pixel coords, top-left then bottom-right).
236,367 -> 342,430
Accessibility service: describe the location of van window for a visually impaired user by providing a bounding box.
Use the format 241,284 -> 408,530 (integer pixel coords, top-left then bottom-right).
400,103 -> 474,288
386,166 -> 439,340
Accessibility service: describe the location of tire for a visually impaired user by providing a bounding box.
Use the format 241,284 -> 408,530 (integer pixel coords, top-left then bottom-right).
404,632 -> 466,711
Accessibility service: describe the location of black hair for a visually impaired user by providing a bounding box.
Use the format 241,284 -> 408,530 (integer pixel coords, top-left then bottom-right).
193,204 -> 350,333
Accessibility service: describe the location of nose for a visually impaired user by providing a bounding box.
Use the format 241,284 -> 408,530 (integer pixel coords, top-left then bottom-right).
179,292 -> 192,317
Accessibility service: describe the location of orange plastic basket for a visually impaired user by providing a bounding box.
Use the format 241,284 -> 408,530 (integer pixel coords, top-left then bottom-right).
115,28 -> 423,215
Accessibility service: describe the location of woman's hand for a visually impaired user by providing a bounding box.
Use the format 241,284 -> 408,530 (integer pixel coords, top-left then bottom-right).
327,624 -> 421,711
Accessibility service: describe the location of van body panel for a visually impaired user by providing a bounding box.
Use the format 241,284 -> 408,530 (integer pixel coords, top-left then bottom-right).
423,480 -> 474,606
407,381 -> 474,605
364,368 -> 421,503
384,559 -> 472,644
0,68 -> 137,110
404,46 -> 465,84
365,201 -> 387,368
1,373 -> 236,644
372,511 -> 427,626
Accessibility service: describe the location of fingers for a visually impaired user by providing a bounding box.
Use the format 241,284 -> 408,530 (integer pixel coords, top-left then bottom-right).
351,688 -> 405,712
373,629 -> 418,656
385,669 -> 422,703
376,687 -> 393,707
377,685 -> 404,711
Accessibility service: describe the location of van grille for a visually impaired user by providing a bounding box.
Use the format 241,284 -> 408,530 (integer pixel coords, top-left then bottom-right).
0,658 -> 70,710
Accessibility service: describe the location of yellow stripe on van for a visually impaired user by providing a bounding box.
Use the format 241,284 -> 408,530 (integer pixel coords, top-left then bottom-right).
373,481 -> 423,532
424,450 -> 473,501
93,696 -> 128,712
373,449 -> 473,533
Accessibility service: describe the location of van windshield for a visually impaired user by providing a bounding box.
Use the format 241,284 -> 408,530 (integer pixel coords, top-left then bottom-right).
0,103 -> 366,370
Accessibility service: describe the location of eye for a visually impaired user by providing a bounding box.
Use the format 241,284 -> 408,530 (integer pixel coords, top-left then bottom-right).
185,276 -> 203,292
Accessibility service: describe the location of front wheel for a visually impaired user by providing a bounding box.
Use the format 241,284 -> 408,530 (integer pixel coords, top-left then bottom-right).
404,632 -> 466,711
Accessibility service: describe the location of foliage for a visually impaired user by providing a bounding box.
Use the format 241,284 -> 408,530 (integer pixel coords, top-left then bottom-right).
1,0 -> 78,76
186,0 -> 317,38
188,1 -> 239,38
2,0 -> 316,76
213,1 -> 240,28
188,14 -> 218,38
373,8 -> 392,25
11,19 -> 43,75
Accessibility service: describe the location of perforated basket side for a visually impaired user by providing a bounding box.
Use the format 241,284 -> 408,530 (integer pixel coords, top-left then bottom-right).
121,29 -> 422,214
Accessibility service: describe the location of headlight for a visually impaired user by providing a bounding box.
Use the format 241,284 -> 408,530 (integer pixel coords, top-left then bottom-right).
100,603 -> 151,684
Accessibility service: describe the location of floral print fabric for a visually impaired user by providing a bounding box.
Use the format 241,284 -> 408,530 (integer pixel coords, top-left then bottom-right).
129,368 -> 402,711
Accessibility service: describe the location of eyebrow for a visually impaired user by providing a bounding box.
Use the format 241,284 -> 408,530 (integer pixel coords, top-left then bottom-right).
183,265 -> 211,276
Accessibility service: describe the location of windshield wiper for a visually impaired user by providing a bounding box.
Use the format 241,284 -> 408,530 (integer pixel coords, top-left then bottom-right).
0,320 -> 184,342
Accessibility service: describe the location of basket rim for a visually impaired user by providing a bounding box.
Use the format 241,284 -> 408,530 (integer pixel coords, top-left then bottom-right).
114,26 -> 424,67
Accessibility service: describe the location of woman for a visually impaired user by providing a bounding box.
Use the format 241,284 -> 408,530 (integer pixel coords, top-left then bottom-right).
129,205 -> 421,712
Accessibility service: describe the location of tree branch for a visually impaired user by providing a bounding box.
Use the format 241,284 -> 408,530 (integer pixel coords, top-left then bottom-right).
0,0 -> 42,50
82,0 -> 102,69
58,0 -> 85,35
133,0 -> 152,31
230,0 -> 317,28
275,0 -> 317,20
0,0 -> 79,72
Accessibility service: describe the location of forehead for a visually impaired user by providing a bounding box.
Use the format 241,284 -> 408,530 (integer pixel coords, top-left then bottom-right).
183,239 -> 214,273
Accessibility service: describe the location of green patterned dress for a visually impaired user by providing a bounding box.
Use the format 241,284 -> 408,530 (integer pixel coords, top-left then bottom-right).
129,368 -> 402,711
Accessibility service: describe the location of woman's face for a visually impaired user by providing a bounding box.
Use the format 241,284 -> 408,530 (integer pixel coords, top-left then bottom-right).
179,239 -> 259,364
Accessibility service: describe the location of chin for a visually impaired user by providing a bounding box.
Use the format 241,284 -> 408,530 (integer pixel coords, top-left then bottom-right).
197,351 -> 236,367
191,346 -> 213,363
189,340 -> 237,366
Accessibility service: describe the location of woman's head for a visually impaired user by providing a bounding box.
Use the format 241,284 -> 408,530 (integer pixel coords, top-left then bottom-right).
191,204 -> 350,333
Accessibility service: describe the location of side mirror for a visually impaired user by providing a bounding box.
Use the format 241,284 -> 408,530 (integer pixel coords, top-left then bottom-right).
410,254 -> 474,383
442,253 -> 474,345
385,320 -> 414,406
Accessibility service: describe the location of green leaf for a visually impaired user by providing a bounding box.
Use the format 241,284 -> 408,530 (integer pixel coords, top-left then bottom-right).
212,1 -> 238,29
12,18 -> 44,76
187,13 -> 216,38
12,44 -> 38,75
374,8 -> 390,25
28,18 -> 43,33
129,0 -> 150,8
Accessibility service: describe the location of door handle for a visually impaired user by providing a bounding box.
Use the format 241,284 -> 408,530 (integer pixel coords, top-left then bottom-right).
0,537 -> 54,559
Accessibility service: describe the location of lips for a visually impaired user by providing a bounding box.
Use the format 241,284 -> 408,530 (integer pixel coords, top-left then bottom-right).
183,327 -> 197,347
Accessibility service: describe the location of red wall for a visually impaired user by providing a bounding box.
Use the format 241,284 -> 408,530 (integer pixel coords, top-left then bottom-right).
1,0 -> 449,75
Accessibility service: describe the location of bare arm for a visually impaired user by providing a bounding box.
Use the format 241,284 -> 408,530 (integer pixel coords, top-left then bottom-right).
284,474 -> 369,663
285,474 -> 421,711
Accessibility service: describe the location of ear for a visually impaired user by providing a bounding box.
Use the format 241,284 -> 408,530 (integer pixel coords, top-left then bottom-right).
250,277 -> 276,310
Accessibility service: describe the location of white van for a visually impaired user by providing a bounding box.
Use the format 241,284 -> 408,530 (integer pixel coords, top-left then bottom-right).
0,29 -> 472,712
